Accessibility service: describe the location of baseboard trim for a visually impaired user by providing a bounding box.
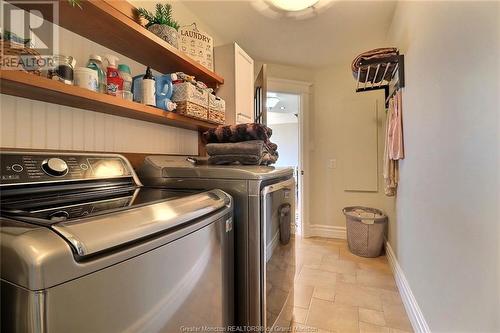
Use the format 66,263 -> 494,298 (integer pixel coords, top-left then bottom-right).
305,224 -> 346,240
385,242 -> 431,333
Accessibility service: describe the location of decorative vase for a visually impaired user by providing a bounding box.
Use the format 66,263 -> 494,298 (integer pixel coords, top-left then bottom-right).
147,24 -> 179,49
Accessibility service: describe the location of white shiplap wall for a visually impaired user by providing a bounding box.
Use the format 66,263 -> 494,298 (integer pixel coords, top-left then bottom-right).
0,20 -> 198,155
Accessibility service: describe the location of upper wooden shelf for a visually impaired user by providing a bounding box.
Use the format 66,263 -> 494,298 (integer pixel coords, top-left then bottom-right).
0,70 -> 218,132
10,0 -> 224,88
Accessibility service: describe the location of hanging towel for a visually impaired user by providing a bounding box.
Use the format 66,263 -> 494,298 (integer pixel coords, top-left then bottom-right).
389,90 -> 405,160
384,97 -> 399,196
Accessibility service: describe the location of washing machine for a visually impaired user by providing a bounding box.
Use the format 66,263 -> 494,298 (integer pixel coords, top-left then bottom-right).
1,151 -> 234,333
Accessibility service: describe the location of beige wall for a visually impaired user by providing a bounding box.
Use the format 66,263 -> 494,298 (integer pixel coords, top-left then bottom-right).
254,61 -> 395,234
309,64 -> 395,229
388,1 -> 499,331
254,61 -> 315,83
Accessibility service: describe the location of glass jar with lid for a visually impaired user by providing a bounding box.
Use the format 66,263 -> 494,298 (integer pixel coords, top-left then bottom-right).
47,55 -> 76,85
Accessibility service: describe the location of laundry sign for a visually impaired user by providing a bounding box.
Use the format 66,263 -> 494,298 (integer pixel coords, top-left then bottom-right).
179,23 -> 214,71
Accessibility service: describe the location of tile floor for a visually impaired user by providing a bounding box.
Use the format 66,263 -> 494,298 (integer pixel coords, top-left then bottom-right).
291,237 -> 413,333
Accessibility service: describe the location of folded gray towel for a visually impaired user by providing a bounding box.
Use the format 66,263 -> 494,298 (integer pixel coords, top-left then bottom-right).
206,140 -> 265,156
208,154 -> 263,165
206,139 -> 279,165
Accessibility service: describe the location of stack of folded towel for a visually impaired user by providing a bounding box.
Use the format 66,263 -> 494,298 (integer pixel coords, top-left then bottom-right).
351,47 -> 399,84
202,123 -> 279,165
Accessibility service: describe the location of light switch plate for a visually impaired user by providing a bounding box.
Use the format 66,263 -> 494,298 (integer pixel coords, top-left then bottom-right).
328,159 -> 337,169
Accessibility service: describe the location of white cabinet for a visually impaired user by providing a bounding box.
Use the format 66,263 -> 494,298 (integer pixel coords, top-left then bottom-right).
214,43 -> 254,125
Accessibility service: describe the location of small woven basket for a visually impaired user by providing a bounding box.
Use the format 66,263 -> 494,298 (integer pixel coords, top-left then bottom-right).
0,40 -> 42,75
207,109 -> 225,124
208,94 -> 225,124
176,101 -> 208,120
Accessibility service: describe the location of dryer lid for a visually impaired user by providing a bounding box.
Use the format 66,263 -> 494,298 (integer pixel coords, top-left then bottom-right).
51,189 -> 230,257
140,155 -> 294,180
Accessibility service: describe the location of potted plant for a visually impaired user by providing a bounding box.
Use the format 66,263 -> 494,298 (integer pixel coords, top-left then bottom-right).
137,3 -> 181,49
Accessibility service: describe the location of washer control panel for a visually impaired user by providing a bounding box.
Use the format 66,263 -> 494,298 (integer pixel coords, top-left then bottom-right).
1,152 -> 132,185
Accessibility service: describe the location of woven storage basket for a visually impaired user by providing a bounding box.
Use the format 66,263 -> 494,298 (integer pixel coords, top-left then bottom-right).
176,101 -> 208,120
0,40 -> 42,75
207,110 -> 225,124
208,94 -> 225,124
172,82 -> 209,121
343,206 -> 387,258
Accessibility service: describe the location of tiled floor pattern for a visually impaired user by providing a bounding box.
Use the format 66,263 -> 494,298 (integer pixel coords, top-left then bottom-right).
291,237 -> 413,333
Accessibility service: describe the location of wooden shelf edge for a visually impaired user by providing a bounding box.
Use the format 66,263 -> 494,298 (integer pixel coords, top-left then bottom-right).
7,0 -> 223,87
95,0 -> 224,84
0,71 -> 218,132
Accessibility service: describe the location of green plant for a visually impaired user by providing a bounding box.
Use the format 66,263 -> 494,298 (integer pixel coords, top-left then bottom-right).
137,3 -> 180,30
67,0 -> 82,9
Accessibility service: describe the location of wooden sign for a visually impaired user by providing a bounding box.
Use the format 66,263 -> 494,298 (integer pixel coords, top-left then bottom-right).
179,23 -> 214,71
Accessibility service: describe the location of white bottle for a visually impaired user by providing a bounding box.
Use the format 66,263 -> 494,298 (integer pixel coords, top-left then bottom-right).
142,66 -> 156,106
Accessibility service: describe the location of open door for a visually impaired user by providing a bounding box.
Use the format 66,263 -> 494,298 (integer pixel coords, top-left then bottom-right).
254,64 -> 267,125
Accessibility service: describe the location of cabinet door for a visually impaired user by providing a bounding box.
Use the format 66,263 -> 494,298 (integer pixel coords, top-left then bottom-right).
234,45 -> 254,124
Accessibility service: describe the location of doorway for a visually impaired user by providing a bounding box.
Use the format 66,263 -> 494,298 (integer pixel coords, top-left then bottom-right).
266,77 -> 312,237
267,92 -> 301,232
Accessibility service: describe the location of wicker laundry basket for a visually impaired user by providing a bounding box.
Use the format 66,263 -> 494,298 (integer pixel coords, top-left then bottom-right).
172,82 -> 209,121
0,40 -> 42,75
343,206 -> 387,258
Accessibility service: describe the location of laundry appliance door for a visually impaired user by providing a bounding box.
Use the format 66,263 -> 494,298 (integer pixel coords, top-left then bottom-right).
44,214 -> 234,333
1,191 -> 234,333
261,178 -> 296,331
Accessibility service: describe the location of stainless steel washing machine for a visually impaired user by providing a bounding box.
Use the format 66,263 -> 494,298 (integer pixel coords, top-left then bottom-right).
0,151 -> 234,333
139,156 -> 296,331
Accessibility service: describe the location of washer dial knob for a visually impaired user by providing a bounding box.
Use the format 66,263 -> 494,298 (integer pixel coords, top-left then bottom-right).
41,158 -> 68,177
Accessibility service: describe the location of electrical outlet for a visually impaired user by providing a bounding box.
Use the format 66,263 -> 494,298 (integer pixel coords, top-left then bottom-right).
328,159 -> 337,169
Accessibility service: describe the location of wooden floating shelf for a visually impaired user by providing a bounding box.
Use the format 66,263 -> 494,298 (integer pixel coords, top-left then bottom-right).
0,71 -> 218,132
9,0 -> 224,88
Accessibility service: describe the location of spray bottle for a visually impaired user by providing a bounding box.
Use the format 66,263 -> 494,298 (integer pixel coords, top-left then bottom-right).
105,55 -> 123,96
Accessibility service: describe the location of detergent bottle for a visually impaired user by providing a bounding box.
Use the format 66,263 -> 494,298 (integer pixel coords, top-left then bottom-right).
155,73 -> 177,111
105,55 -> 123,96
86,54 -> 106,93
118,64 -> 132,92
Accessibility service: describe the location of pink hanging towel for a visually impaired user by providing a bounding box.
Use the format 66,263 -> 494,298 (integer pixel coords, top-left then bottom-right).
384,98 -> 398,196
389,90 -> 405,160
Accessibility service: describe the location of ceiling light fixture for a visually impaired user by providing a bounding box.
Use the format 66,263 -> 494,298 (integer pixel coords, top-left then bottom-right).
267,97 -> 280,108
269,0 -> 320,12
254,0 -> 333,20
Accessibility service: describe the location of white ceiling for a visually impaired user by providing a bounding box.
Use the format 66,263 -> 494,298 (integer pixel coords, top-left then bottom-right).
183,0 -> 397,68
268,92 -> 299,124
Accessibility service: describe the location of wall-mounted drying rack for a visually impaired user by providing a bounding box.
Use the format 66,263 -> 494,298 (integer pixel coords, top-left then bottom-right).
355,54 -> 405,108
